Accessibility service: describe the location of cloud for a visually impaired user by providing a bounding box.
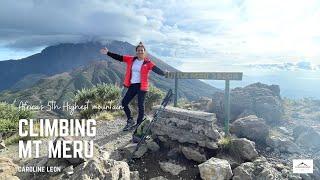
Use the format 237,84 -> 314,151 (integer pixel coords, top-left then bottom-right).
0,0 -> 320,66
0,0 -> 164,50
244,61 -> 319,71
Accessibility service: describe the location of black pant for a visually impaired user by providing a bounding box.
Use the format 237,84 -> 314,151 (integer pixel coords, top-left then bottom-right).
121,83 -> 146,125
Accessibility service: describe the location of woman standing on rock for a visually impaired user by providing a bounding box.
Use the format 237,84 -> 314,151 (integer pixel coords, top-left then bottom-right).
100,42 -> 167,131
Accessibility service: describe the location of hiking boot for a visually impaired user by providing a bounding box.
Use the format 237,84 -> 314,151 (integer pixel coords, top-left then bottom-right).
123,118 -> 135,131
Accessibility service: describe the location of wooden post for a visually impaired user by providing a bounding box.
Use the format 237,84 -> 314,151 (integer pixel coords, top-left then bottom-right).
224,80 -> 230,136
174,72 -> 178,107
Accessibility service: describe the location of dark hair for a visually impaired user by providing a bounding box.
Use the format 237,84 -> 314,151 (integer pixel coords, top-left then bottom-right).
136,42 -> 146,51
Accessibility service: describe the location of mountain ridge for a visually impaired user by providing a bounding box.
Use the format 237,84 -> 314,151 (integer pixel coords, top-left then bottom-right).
0,40 -> 221,104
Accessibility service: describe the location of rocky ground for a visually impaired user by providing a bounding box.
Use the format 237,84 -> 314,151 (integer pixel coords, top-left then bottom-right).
1,82 -> 320,180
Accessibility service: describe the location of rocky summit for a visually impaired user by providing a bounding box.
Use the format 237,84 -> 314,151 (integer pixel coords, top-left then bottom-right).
1,86 -> 319,179
211,82 -> 284,124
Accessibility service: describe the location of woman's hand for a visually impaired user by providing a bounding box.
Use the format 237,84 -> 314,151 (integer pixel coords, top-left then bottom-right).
164,70 -> 170,78
100,47 -> 108,55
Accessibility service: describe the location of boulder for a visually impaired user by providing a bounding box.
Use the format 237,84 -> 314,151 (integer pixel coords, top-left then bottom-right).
233,158 -> 285,180
181,146 -> 207,163
159,161 -> 186,176
151,106 -> 222,149
236,109 -> 256,119
230,115 -> 269,144
198,157 -> 233,180
266,131 -> 301,153
232,162 -> 255,180
230,138 -> 258,161
232,157 -> 283,180
121,143 -> 148,158
0,157 -> 19,178
215,153 -> 241,169
211,82 -> 283,124
293,126 -> 320,151
146,139 -> 160,152
130,171 -> 140,180
71,159 -> 131,180
252,157 -> 282,179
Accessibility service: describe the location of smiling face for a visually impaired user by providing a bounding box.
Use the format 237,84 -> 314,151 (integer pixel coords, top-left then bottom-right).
136,46 -> 146,60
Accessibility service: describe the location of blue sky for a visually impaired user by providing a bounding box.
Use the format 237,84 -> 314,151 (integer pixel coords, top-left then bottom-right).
0,0 -> 319,68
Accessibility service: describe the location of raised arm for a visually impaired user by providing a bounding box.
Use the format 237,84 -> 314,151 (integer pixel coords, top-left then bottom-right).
152,65 -> 166,76
100,47 -> 123,62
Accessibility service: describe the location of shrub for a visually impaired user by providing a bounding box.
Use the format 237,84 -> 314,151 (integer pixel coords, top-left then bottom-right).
0,102 -> 34,133
94,111 -> 114,121
130,85 -> 165,114
75,83 -> 122,118
217,136 -> 232,150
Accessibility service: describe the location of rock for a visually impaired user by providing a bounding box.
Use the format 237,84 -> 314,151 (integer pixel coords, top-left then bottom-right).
287,174 -> 302,180
1,175 -> 20,180
211,82 -> 283,124
205,141 -> 219,150
198,157 -> 233,180
300,173 -> 312,180
167,148 -> 180,159
71,159 -> 131,180
63,165 -> 74,176
159,161 -> 186,176
101,150 -> 110,160
146,139 -> 160,152
230,138 -> 258,161
274,163 -> 286,171
130,171 -> 140,180
252,157 -> 282,179
157,136 -> 168,143
230,115 -> 270,144
312,156 -> 320,180
293,125 -> 310,139
121,143 -> 148,158
294,126 -> 320,151
233,158 -> 284,180
181,146 -> 207,163
216,153 -> 240,169
266,131 -> 301,153
278,126 -> 290,135
236,109 -> 256,119
151,106 -> 222,149
0,157 -> 18,178
149,176 -> 169,180
0,141 -> 6,150
232,162 -> 255,180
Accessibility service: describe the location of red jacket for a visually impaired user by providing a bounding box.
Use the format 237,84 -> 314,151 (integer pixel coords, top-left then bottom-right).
123,55 -> 155,91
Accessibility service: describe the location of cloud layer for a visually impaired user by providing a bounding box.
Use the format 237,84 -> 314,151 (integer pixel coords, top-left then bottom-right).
0,0 -> 320,66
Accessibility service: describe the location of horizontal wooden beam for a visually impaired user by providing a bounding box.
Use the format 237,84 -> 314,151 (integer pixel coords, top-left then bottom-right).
166,72 -> 243,80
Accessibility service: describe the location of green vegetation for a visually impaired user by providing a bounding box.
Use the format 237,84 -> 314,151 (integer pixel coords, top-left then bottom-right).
176,98 -> 192,109
131,85 -> 165,114
75,83 -> 122,119
0,102 -> 34,132
217,136 -> 232,150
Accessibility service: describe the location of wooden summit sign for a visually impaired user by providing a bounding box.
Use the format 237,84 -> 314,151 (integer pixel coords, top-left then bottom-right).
166,72 -> 242,80
166,72 -> 243,136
